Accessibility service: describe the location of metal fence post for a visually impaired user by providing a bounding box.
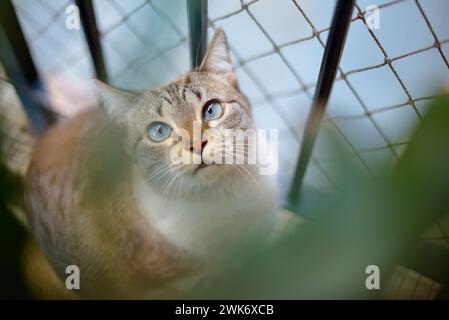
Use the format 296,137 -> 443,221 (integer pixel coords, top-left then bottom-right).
288,0 -> 355,207
75,0 -> 108,82
0,0 -> 56,133
187,0 -> 208,69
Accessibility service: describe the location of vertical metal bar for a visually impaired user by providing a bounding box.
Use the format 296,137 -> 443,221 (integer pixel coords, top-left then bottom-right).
0,0 -> 56,133
75,0 -> 107,82
288,0 -> 355,207
186,0 -> 208,69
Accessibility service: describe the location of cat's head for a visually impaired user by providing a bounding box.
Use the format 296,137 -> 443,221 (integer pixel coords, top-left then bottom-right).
94,29 -> 256,195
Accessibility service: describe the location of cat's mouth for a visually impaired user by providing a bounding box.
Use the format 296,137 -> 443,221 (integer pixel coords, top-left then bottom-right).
193,162 -> 213,174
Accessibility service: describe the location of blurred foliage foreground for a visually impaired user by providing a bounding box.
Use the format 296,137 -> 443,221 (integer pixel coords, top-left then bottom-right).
0,126 -> 29,299
1,94 -> 449,299
194,93 -> 449,299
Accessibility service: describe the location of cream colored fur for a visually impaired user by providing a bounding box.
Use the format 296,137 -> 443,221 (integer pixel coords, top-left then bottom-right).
24,29 -> 279,299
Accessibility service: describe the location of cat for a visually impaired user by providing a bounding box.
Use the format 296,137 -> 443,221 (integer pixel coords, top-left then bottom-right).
23,29 -> 278,299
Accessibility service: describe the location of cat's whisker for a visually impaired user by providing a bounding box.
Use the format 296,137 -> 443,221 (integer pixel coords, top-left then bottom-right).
218,149 -> 257,185
164,166 -> 188,203
238,165 -> 258,184
146,166 -> 173,194
234,164 -> 258,185
160,171 -> 179,202
219,148 -> 250,162
174,175 -> 184,202
171,173 -> 183,203
114,164 -> 172,216
171,165 -> 191,201
146,165 -> 171,183
232,150 -> 251,158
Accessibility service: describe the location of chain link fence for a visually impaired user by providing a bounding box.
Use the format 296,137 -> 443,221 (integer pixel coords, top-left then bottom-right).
1,0 -> 449,298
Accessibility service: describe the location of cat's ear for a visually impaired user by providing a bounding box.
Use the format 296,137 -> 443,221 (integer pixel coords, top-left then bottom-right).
93,79 -> 137,120
199,28 -> 237,87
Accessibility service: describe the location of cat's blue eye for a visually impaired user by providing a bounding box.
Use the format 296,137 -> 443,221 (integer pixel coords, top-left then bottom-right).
147,122 -> 172,142
202,101 -> 223,121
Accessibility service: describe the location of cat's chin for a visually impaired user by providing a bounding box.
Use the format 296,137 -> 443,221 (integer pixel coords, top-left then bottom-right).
187,163 -> 258,188
189,163 -> 231,182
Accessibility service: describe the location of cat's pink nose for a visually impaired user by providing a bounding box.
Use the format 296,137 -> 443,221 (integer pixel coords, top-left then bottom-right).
190,140 -> 208,155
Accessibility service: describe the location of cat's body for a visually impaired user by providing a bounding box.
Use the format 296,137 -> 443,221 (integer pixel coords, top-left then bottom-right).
24,30 -> 278,299
25,111 -> 193,298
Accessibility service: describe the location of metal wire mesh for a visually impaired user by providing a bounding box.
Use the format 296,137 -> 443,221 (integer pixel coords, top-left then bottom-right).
94,0 -> 190,88
1,0 -> 449,298
208,1 -> 449,297
210,0 -> 448,186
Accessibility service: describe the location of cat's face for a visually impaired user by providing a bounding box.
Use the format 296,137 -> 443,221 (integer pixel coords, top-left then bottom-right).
95,29 -> 255,195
